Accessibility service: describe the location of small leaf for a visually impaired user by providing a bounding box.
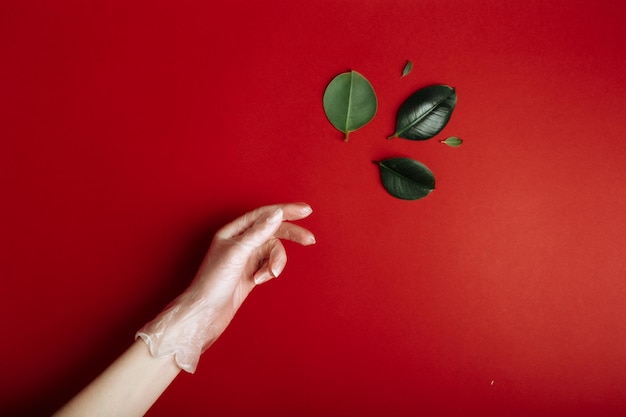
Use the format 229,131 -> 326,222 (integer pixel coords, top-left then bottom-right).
374,157 -> 435,200
388,84 -> 457,141
323,70 -> 377,141
441,136 -> 463,147
401,60 -> 412,77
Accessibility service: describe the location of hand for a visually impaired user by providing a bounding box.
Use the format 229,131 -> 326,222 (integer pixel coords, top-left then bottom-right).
136,203 -> 315,373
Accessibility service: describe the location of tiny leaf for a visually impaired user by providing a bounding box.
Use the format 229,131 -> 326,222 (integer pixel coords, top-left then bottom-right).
388,84 -> 457,140
441,136 -> 463,147
323,70 -> 377,141
374,157 -> 435,200
401,60 -> 412,77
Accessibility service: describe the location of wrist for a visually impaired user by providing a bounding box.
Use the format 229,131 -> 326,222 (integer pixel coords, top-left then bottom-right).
136,292 -> 221,373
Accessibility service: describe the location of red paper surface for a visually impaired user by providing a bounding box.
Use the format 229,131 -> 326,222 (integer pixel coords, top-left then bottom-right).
2,0 -> 626,416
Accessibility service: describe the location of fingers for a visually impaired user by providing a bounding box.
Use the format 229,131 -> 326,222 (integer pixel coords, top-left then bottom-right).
278,202 -> 313,221
253,239 -> 287,285
276,222 -> 316,246
216,203 -> 313,241
237,207 -> 284,252
216,205 -> 277,240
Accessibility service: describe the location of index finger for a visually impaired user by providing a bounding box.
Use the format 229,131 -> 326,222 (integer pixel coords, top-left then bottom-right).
276,202 -> 313,221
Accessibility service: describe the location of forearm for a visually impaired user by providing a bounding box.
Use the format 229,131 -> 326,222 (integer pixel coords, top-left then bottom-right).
53,339 -> 181,417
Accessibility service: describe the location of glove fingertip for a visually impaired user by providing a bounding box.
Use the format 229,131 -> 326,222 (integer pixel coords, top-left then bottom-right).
254,270 -> 274,285
270,257 -> 286,279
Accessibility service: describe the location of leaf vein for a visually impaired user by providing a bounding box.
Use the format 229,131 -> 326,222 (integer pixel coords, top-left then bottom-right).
396,90 -> 453,137
379,162 -> 432,190
345,71 -> 354,136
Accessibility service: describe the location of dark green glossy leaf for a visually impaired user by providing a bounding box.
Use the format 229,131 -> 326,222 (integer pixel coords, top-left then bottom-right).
441,136 -> 463,147
323,70 -> 377,141
401,60 -> 412,77
388,84 -> 456,141
374,157 -> 435,200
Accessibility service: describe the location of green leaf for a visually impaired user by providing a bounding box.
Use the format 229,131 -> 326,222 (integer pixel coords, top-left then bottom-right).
388,84 -> 457,140
374,157 -> 435,200
441,136 -> 463,147
323,70 -> 377,141
401,60 -> 412,77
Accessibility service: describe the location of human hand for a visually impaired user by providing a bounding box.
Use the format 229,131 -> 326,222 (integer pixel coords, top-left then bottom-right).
136,203 -> 315,373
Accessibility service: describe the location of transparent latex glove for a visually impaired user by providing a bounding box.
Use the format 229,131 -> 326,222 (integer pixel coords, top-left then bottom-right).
136,203 -> 315,373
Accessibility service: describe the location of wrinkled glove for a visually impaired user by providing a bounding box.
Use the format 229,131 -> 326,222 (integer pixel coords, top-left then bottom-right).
136,203 -> 315,373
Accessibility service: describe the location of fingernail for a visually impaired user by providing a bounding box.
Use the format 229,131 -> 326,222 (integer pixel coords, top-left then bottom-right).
307,234 -> 316,245
255,272 -> 272,285
267,208 -> 283,224
301,205 -> 313,215
270,264 -> 283,278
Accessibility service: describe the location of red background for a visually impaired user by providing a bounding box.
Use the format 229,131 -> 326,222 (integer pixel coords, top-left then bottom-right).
2,0 -> 626,416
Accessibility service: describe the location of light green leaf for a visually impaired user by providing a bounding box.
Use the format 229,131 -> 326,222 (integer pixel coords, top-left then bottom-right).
388,84 -> 457,140
323,70 -> 377,141
374,157 -> 435,200
441,136 -> 463,147
401,60 -> 412,77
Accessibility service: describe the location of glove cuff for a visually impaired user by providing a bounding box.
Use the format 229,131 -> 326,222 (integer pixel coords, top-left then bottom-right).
135,292 -> 219,373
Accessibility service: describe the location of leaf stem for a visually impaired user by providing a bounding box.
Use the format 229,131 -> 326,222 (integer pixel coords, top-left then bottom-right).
344,131 -> 350,142
387,134 -> 397,140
